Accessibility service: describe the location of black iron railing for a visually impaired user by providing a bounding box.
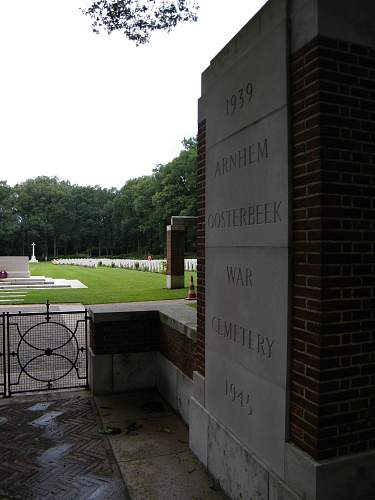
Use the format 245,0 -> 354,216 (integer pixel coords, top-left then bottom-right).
0,301 -> 89,397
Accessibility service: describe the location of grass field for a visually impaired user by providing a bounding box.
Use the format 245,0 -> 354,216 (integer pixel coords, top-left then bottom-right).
1,263 -> 196,305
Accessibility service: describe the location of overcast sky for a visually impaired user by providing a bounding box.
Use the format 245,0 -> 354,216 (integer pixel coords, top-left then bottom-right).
0,0 -> 267,189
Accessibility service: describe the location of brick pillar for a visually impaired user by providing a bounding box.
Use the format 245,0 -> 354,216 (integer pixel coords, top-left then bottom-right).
193,1 -> 375,497
196,119 -> 206,376
166,225 -> 185,289
291,34 -> 375,462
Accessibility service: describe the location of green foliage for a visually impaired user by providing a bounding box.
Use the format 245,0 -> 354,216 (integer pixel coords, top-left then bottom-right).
0,138 -> 197,258
0,181 -> 19,251
82,0 -> 198,44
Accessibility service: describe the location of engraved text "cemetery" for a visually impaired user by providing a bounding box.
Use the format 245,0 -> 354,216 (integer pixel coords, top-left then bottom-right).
212,316 -> 275,359
226,266 -> 253,287
207,201 -> 282,230
215,138 -> 268,178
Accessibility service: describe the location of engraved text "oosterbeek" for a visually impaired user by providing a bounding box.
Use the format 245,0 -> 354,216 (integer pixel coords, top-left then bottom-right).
215,138 -> 268,178
207,201 -> 282,230
211,316 -> 275,359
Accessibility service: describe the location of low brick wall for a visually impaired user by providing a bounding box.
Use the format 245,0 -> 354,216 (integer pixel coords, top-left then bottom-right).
88,302 -> 197,382
159,319 -> 195,379
90,311 -> 159,355
88,302 -> 196,425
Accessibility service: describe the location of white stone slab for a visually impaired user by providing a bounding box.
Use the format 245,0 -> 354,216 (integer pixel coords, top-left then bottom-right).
205,107 -> 289,248
57,279 -> 87,289
0,278 -> 87,290
203,15 -> 287,148
193,370 -> 205,406
202,0 -> 287,93
113,352 -> 156,392
0,257 -> 30,278
189,397 -> 209,467
205,246 -> 288,387
88,349 -> 113,395
0,295 -> 26,298
269,471 -> 301,500
0,299 -> 24,303
290,0 -> 375,53
156,353 -> 178,411
207,409 -> 269,499
176,369 -> 193,425
200,0 -> 290,485
206,349 -> 286,477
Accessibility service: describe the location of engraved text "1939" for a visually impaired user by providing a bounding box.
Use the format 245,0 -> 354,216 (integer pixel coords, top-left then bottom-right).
226,82 -> 253,116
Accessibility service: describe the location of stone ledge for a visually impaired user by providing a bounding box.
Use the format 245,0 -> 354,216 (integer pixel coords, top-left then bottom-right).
159,311 -> 196,342
285,442 -> 375,500
88,300 -> 197,342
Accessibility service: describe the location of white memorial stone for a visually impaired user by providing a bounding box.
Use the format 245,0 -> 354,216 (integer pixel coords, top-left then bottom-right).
0,256 -> 30,278
202,0 -> 289,480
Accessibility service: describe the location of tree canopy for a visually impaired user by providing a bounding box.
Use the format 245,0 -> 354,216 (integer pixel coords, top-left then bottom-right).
82,0 -> 199,44
0,138 -> 197,259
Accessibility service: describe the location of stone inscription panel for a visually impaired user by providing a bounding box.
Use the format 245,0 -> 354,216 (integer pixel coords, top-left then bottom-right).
205,107 -> 288,248
204,20 -> 287,148
206,349 -> 286,477
205,246 -> 288,387
203,0 -> 289,479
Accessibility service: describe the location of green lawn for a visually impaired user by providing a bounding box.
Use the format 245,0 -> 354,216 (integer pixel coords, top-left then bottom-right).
4,263 -> 196,305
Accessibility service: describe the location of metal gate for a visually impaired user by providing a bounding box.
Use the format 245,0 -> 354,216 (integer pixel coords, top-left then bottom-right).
0,301 -> 89,397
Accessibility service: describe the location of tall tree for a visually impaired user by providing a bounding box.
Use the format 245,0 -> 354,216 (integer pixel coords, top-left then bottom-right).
82,0 -> 198,43
0,181 -> 20,255
0,137 -> 197,258
152,137 -> 197,252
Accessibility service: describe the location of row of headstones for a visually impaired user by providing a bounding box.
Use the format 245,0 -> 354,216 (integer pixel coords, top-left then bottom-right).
54,258 -> 197,272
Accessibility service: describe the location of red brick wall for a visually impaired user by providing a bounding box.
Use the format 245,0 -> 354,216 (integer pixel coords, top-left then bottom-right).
196,119 -> 206,376
90,314 -> 194,380
90,315 -> 159,355
159,323 -> 194,378
166,228 -> 185,276
291,35 -> 375,460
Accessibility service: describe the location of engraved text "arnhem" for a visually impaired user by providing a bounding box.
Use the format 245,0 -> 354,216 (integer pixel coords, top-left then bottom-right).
212,316 -> 274,359
215,138 -> 268,178
207,201 -> 282,230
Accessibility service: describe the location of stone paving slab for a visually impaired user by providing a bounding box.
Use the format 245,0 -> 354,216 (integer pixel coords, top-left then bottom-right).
95,390 -> 228,500
0,391 -> 128,499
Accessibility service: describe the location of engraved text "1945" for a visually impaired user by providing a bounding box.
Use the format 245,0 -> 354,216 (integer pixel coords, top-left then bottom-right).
225,378 -> 253,416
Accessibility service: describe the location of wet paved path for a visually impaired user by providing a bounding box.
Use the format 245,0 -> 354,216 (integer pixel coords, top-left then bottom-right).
95,391 -> 227,500
0,392 -> 128,499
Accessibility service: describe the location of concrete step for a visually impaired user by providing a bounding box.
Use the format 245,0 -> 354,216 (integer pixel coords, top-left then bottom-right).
0,299 -> 25,303
0,280 -> 52,285
0,284 -> 71,290
0,292 -> 26,294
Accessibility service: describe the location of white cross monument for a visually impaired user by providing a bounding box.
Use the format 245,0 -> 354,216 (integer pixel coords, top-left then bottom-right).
30,242 -> 39,263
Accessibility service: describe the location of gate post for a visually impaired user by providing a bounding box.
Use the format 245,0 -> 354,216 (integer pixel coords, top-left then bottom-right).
166,216 -> 197,289
1,312 -> 7,397
166,225 -> 185,289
